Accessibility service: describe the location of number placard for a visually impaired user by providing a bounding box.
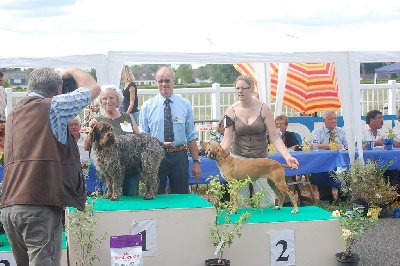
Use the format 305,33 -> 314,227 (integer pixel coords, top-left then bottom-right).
130,219 -> 157,256
269,230 -> 295,266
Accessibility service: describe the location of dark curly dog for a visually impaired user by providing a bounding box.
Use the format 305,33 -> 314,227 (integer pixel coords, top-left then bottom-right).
84,121 -> 165,201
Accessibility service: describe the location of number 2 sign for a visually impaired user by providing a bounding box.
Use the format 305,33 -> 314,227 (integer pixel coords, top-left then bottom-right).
269,230 -> 295,266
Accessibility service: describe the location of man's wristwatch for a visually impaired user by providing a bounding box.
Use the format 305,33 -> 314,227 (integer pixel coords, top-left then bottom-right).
193,159 -> 201,164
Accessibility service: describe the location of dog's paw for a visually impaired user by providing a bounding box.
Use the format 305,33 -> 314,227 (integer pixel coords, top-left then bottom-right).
103,193 -> 112,199
273,206 -> 281,210
110,195 -> 119,201
291,209 -> 299,214
144,193 -> 156,200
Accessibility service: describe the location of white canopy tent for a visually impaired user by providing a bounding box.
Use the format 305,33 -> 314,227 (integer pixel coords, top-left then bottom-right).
2,49 -> 400,161
0,54 -> 109,85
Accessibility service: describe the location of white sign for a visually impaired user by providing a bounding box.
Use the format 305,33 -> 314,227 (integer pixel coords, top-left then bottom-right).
269,230 -> 295,266
130,219 -> 157,256
0,251 -> 17,266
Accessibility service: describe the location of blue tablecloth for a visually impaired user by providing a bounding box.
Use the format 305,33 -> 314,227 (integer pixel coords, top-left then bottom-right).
1,148 -> 399,192
194,148 -> 400,180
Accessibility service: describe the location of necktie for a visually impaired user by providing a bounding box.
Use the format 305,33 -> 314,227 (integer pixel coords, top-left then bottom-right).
164,99 -> 174,142
329,130 -> 336,143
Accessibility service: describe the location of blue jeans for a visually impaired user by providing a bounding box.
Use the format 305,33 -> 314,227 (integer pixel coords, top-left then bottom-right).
101,171 -> 140,196
122,171 -> 140,196
132,111 -> 139,125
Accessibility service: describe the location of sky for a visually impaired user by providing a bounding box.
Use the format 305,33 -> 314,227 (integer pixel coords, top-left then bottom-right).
1,0 -> 400,58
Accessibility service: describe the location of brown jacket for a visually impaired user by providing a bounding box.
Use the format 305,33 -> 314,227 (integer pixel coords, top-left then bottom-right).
2,96 -> 86,210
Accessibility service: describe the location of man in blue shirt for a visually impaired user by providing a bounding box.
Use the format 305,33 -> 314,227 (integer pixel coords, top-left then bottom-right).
310,110 -> 348,203
140,66 -> 201,194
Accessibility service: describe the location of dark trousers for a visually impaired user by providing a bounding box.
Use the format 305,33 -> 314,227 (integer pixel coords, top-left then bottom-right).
158,150 -> 190,194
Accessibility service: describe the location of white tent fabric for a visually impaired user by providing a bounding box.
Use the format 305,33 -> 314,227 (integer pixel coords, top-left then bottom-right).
0,54 -> 109,85
2,50 -> 400,161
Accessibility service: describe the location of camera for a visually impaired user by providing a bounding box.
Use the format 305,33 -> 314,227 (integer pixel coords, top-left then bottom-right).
62,78 -> 77,94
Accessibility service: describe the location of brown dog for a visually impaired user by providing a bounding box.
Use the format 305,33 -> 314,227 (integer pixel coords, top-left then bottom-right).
201,140 -> 298,214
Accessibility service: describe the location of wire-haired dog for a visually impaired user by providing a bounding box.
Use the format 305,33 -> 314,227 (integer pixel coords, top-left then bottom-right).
84,121 -> 165,201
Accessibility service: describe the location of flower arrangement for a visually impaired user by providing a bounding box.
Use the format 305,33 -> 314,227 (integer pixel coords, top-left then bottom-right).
334,158 -> 398,207
331,207 -> 377,260
66,195 -> 107,266
384,128 -> 396,140
302,133 -> 314,146
301,133 -> 314,153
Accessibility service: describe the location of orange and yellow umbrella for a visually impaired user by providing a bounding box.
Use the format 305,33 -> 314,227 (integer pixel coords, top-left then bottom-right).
270,62 -> 341,114
234,63 -> 341,114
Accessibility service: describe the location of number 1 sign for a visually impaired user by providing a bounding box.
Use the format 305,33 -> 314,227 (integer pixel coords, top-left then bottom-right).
269,230 -> 295,266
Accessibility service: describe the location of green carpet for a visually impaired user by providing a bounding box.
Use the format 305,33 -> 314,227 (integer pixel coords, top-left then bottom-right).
89,194 -> 214,212
217,206 -> 333,224
0,232 -> 67,252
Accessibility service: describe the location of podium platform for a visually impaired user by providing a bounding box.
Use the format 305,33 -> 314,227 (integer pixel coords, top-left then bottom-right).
66,194 -> 343,266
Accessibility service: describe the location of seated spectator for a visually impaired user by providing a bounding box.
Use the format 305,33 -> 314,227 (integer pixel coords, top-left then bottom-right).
393,108 -> 400,148
310,110 -> 347,203
275,115 -> 299,149
68,115 -> 89,162
363,109 -> 399,190
361,109 -> 384,146
68,116 -> 100,193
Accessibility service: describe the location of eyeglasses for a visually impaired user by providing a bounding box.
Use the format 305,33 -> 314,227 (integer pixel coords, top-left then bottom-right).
157,79 -> 172,84
235,87 -> 251,91
102,96 -> 116,101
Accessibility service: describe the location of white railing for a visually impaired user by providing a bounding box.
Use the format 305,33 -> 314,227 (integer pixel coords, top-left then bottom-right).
5,81 -> 400,141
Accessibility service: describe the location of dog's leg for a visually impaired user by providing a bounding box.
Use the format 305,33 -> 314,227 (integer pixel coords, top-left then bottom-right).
103,175 -> 113,199
274,181 -> 299,214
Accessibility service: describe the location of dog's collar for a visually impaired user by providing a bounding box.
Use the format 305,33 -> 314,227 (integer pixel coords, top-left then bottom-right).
216,153 -> 229,162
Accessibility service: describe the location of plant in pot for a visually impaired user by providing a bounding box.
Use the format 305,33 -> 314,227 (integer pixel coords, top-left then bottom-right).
205,175 -> 265,266
66,195 -> 107,266
331,207 -> 377,265
333,158 -> 398,217
383,128 -> 396,150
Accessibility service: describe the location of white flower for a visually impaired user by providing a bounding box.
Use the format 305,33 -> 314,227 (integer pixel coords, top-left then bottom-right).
332,210 -> 341,218
342,229 -> 352,239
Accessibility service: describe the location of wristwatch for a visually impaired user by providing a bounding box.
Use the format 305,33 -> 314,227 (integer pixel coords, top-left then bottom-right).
193,159 -> 201,164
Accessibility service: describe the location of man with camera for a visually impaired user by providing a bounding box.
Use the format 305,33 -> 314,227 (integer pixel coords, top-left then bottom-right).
1,67 -> 100,266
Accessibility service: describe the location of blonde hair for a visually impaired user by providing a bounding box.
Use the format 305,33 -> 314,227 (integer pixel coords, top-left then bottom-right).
275,115 -> 289,125
121,65 -> 135,83
234,74 -> 255,89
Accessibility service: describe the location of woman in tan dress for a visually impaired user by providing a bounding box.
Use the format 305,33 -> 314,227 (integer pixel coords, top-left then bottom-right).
220,75 -> 299,207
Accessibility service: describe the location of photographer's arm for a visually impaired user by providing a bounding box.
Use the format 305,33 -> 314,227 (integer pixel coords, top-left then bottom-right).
60,68 -> 100,101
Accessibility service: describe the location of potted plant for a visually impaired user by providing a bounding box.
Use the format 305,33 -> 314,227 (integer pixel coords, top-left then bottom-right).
331,207 -> 377,265
383,128 -> 396,150
66,195 -> 107,266
333,158 -> 398,217
205,176 -> 264,266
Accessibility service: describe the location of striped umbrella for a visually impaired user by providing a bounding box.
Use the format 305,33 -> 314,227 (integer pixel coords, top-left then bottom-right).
270,63 -> 341,114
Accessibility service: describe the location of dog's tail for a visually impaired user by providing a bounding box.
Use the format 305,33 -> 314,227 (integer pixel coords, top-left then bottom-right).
281,164 -> 293,169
